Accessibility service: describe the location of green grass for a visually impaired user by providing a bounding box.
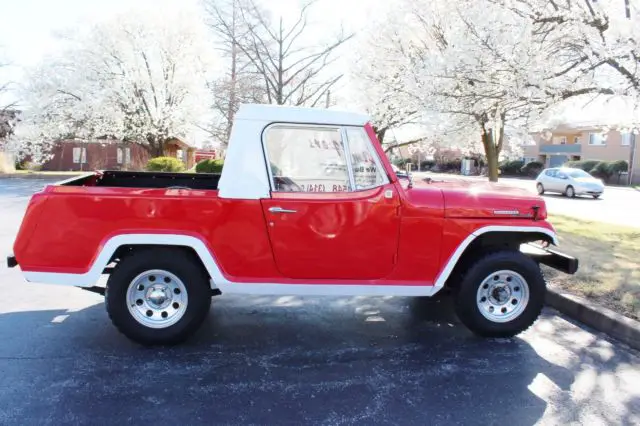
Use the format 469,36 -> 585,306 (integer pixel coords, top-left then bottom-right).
546,214 -> 640,319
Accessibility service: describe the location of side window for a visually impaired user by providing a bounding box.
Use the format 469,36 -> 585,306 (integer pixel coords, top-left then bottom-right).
545,169 -> 556,177
345,127 -> 388,190
265,125 -> 350,193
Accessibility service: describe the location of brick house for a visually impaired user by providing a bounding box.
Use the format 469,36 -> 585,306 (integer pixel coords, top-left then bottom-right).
523,125 -> 640,184
41,137 -> 196,171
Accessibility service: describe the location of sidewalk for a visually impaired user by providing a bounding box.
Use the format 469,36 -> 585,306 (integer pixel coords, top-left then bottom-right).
0,171 -> 83,180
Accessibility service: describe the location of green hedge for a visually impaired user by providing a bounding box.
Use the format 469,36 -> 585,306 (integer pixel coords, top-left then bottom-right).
564,160 -> 600,173
521,161 -> 544,177
498,160 -> 525,176
195,159 -> 224,173
146,156 -> 186,172
563,159 -> 629,182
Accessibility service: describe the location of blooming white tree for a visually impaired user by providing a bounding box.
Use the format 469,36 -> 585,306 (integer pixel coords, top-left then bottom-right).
17,8 -> 212,162
495,0 -> 640,132
354,0 -> 638,180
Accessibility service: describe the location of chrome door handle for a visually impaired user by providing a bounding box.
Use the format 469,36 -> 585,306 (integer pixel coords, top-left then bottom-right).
268,206 -> 297,214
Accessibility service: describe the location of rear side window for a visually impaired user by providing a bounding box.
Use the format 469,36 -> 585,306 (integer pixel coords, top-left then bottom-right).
545,169 -> 556,177
264,125 -> 350,193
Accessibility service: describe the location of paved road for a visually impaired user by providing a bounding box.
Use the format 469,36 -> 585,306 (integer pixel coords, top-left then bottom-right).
416,172 -> 640,228
1,177 -> 640,425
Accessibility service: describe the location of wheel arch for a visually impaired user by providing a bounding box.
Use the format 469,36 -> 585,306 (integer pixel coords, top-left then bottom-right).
437,227 -> 556,290
24,233 -> 223,288
108,244 -> 209,278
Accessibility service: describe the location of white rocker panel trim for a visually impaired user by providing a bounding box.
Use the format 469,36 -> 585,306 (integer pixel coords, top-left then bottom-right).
21,226 -> 557,296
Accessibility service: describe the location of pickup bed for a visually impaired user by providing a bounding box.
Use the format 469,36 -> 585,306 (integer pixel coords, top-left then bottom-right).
8,104 -> 578,345
70,170 -> 222,190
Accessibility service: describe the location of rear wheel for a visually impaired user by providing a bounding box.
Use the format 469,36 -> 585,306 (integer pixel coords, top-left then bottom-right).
536,183 -> 544,195
105,248 -> 211,345
454,251 -> 545,337
565,185 -> 575,198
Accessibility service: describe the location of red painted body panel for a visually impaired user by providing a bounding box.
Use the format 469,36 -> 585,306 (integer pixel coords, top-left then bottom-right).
262,184 -> 401,280
14,186 -> 280,279
431,180 -> 548,220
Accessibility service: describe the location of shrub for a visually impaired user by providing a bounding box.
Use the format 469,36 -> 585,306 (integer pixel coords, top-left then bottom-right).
498,160 -> 525,176
521,161 -> 544,177
195,159 -> 224,173
14,159 -> 30,170
437,159 -> 462,173
420,160 -> 436,170
589,161 -> 613,180
609,160 -> 629,183
145,156 -> 185,172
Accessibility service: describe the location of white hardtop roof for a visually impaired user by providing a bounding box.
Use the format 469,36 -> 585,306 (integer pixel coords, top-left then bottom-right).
235,103 -> 370,126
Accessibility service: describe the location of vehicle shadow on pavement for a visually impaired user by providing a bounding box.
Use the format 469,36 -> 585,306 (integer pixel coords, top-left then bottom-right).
0,294 -> 638,425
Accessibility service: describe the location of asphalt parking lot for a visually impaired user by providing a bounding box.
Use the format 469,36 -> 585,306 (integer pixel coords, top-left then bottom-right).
1,177 -> 639,425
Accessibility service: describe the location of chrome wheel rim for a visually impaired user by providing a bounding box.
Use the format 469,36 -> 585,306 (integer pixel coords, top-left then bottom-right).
476,270 -> 529,323
536,184 -> 543,194
567,187 -> 574,197
126,269 -> 188,329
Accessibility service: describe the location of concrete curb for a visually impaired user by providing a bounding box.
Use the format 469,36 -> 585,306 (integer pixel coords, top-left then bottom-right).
546,288 -> 640,350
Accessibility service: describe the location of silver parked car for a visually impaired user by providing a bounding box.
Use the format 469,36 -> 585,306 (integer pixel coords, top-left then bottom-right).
535,167 -> 605,199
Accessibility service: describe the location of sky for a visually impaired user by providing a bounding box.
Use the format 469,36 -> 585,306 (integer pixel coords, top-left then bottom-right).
0,0 -> 384,107
0,0 -> 391,146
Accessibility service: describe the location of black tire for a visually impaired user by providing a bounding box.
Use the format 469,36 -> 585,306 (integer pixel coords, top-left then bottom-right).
105,248 -> 211,345
454,251 -> 546,338
536,183 -> 544,195
593,194 -> 600,199
565,185 -> 575,198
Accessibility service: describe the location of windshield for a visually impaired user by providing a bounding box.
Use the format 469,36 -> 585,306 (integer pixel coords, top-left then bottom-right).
568,169 -> 592,179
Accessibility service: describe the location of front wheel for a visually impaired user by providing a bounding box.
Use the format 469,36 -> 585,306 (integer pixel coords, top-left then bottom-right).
105,248 -> 212,345
565,185 -> 576,198
454,251 -> 546,337
536,183 -> 544,195
593,194 -> 601,199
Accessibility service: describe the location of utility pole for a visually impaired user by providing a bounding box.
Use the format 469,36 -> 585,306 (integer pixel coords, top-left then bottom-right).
629,134 -> 637,185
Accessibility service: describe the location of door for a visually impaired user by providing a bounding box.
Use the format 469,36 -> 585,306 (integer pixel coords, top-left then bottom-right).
261,124 -> 401,280
549,155 -> 567,168
542,168 -> 560,191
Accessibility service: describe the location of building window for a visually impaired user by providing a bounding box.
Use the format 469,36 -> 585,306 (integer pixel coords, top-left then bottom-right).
117,147 -> 132,164
589,133 -> 606,145
560,137 -> 567,145
621,133 -> 632,146
574,137 -> 580,144
72,147 -> 86,164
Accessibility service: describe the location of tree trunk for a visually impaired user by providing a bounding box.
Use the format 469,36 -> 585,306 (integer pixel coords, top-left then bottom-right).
482,130 -> 499,182
225,0 -> 238,145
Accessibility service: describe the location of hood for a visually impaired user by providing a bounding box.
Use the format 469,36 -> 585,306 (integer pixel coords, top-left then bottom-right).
419,179 -> 547,220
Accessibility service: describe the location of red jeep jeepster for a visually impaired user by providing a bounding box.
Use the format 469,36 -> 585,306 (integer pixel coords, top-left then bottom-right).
7,104 -> 578,345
